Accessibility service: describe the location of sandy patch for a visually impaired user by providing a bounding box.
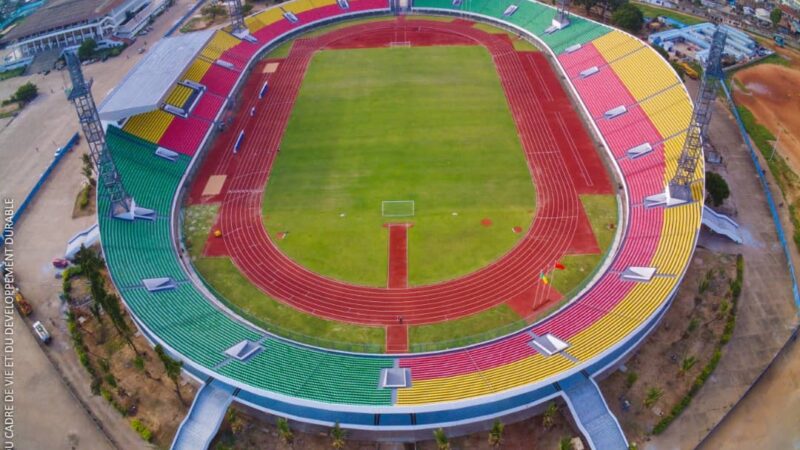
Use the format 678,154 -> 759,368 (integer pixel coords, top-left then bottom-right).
732,64 -> 800,173
263,62 -> 279,73
202,174 -> 227,196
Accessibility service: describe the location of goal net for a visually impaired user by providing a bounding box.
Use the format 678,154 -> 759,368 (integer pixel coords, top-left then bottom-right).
382,200 -> 415,217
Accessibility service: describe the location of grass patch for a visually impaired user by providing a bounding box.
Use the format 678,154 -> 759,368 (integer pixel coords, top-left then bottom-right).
408,304 -> 525,352
632,2 -> 704,25
0,67 -> 25,81
264,45 -> 534,287
194,257 -> 386,351
550,195 -> 617,295
183,204 -> 220,259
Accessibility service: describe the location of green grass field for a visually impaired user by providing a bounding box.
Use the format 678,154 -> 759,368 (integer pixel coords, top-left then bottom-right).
263,45 -> 535,287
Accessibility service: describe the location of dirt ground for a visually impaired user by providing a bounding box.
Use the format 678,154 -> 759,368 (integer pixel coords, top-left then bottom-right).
731,50 -> 800,175
212,402 -> 583,450
74,287 -> 196,448
600,248 -> 737,445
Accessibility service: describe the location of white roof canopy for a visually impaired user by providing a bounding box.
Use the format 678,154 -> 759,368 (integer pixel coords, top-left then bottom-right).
98,30 -> 215,121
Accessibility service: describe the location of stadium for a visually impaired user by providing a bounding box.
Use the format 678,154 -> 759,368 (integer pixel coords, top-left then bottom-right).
83,0 -> 701,448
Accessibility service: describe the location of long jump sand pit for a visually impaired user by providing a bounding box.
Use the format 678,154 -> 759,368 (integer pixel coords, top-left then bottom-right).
732,63 -> 800,171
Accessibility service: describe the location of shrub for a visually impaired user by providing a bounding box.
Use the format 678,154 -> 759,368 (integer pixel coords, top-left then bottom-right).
625,371 -> 638,388
131,419 -> 153,442
705,171 -> 730,206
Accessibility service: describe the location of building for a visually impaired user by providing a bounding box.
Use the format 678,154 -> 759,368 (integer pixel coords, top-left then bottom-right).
0,0 -> 168,58
649,22 -> 766,64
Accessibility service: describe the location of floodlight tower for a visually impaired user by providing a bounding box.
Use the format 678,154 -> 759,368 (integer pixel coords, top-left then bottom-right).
668,27 -> 727,202
227,0 -> 246,35
553,0 -> 571,29
66,52 -> 153,221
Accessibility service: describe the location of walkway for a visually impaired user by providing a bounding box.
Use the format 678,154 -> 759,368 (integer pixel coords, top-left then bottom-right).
172,380 -> 235,450
562,374 -> 628,450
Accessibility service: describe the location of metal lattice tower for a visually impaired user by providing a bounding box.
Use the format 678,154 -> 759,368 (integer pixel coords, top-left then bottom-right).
66,52 -> 133,218
668,27 -> 727,202
227,0 -> 246,34
555,0 -> 571,26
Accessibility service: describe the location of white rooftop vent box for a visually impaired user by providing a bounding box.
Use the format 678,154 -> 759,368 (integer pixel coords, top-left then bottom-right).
224,340 -> 263,361
528,333 -> 570,356
379,368 -> 412,388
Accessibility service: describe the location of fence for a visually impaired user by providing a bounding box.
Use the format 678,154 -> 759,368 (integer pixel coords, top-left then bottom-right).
2,132 -> 79,241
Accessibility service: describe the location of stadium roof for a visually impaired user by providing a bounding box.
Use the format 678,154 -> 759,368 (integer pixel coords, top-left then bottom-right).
1,0 -> 126,43
98,30 -> 215,122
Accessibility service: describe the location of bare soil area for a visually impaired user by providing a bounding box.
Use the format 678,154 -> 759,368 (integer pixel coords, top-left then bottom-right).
212,402 -> 583,450
732,62 -> 800,174
74,289 -> 196,448
600,248 -> 738,444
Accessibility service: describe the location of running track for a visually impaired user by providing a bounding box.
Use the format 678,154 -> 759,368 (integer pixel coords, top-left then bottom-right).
192,19 -> 612,326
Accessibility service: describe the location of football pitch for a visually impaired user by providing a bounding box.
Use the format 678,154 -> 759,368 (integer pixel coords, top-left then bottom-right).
263,45 -> 536,286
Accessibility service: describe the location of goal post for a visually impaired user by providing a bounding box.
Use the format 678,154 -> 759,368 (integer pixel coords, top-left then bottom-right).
382,200 -> 415,218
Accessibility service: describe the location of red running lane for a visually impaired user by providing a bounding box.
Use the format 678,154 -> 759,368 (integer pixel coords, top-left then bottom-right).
386,224 -> 410,289
195,19 -> 604,326
386,324 -> 408,353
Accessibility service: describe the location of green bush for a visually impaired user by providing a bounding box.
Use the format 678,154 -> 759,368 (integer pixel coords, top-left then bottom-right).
131,419 -> 153,442
705,171 -> 730,206
612,4 -> 644,33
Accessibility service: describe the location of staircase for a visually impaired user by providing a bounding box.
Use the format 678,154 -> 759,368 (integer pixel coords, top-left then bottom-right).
562,374 -> 628,450
171,380 -> 235,450
702,205 -> 743,244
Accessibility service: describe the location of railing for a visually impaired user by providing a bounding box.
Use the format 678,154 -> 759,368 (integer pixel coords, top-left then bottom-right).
2,132 -> 79,242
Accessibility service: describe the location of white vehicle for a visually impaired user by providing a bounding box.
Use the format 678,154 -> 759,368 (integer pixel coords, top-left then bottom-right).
32,321 -> 51,344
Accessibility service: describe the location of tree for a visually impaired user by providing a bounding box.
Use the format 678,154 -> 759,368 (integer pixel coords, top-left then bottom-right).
329,421 -> 346,449
612,4 -> 644,33
277,417 -> 294,445
433,428 -> 451,450
201,4 -> 227,20
242,2 -> 254,14
770,7 -> 782,28
542,402 -> 558,429
560,437 -> 575,450
12,82 -> 38,105
78,38 -> 98,61
644,386 -> 663,408
705,171 -> 730,206
155,344 -> 186,405
82,153 -> 96,186
488,419 -> 504,448
574,0 -> 600,14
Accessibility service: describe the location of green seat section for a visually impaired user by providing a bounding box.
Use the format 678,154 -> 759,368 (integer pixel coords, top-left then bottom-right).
413,0 -> 459,9
538,16 -> 610,54
219,339 -> 394,405
123,285 -> 261,368
99,126 -> 191,287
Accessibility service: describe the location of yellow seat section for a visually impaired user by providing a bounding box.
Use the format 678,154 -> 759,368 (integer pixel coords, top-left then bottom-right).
200,31 -> 241,61
248,8 -> 285,33
311,0 -> 338,6
610,49 -> 680,101
284,0 -> 316,14
640,85 -> 693,139
592,30 -> 644,63
396,354 -> 574,405
183,59 -> 212,83
661,132 -> 685,184
165,85 -> 193,108
122,109 -> 174,144
650,204 -> 701,274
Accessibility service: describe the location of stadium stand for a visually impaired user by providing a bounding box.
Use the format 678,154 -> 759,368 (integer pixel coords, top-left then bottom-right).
99,0 -> 701,440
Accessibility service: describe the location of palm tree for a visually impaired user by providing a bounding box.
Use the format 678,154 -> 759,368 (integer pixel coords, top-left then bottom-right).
433,428 -> 451,450
330,422 -> 346,449
679,356 -> 697,376
277,417 -> 294,445
488,419 -> 504,448
542,402 -> 558,429
644,387 -> 663,408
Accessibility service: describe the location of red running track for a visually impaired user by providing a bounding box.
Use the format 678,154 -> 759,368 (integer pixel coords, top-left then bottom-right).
386,224 -> 410,289
194,19 -> 612,326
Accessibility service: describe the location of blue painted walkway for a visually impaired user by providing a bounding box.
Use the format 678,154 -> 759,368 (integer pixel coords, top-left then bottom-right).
562,374 -> 628,450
